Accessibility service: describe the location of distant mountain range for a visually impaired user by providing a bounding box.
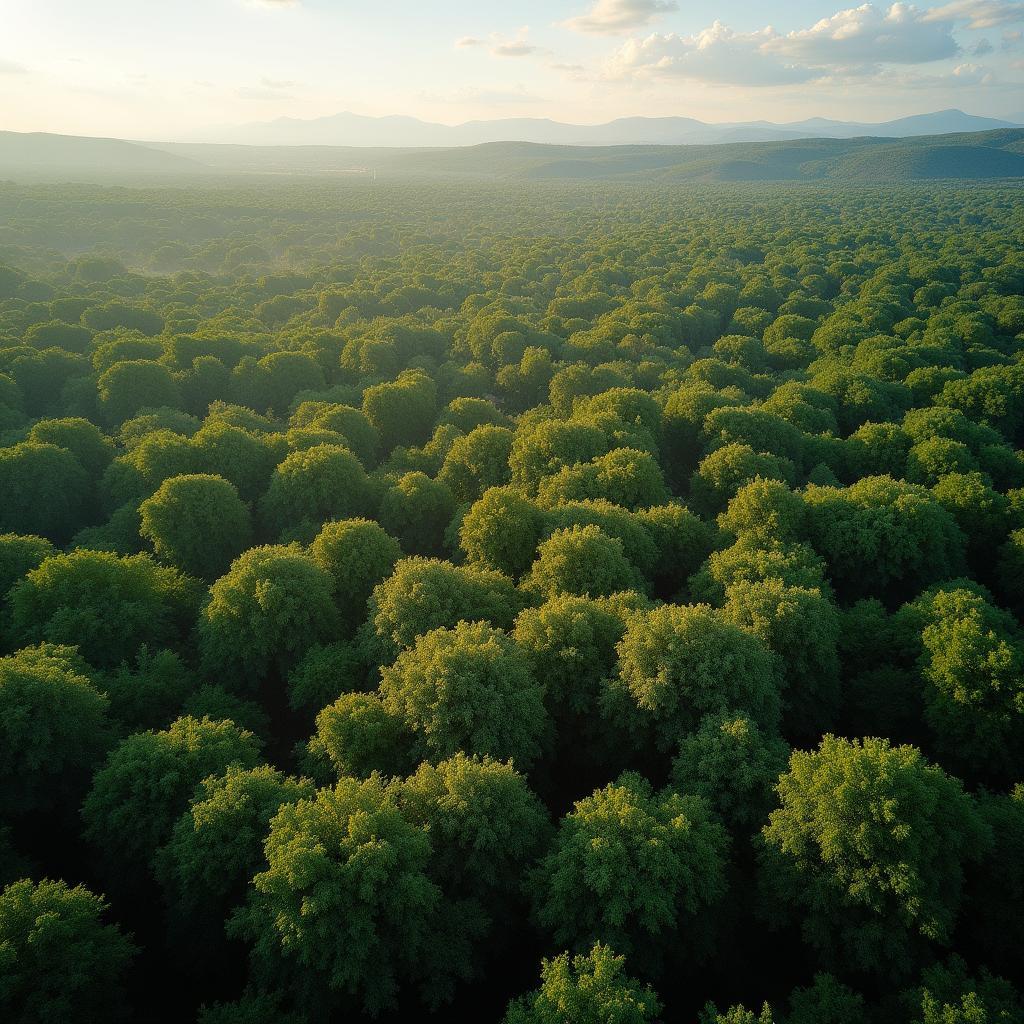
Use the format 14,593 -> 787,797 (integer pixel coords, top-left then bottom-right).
2,126 -> 1024,184
197,108 -> 1020,148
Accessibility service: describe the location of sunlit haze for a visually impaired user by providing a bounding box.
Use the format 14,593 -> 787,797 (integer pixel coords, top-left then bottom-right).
2,0 -> 1024,140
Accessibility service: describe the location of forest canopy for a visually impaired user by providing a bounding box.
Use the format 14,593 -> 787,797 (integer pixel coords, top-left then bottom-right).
0,175 -> 1022,1022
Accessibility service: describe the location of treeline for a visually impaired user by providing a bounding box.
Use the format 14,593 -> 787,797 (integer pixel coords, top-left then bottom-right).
0,178 -> 1023,1023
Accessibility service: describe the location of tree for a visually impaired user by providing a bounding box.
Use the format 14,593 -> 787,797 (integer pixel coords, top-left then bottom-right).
609,604 -> 781,750
259,444 -> 372,538
7,549 -> 198,668
378,471 -> 456,556
26,417 -> 113,477
399,753 -> 548,897
362,369 -> 438,452
634,502 -> 714,595
82,715 -> 261,875
901,586 -> 1024,780
0,442 -> 90,542
437,425 -> 514,504
802,475 -> 966,600
0,533 -> 54,600
361,556 -> 524,663
98,359 -> 180,424
228,775 -> 462,1015
785,974 -> 866,1024
155,765 -> 313,939
908,956 -> 1022,1024
98,646 -> 197,732
459,487 -> 544,577
722,579 -> 841,737
379,621 -> 550,769
525,524 -> 645,600
308,519 -> 401,627
139,473 -> 252,580
529,772 -> 729,966
537,448 -> 668,511
199,545 -> 338,689
513,593 -> 631,719
504,943 -> 662,1024
689,444 -> 797,517
0,878 -> 136,1024
309,691 -> 414,778
671,713 -> 789,834
0,644 -> 110,816
760,736 -> 990,976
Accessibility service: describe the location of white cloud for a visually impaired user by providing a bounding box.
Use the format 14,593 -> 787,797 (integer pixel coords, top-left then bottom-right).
493,40 -> 542,57
607,23 -> 818,85
0,58 -> 27,74
564,0 -> 678,35
605,3 -> 995,86
457,28 -> 546,58
972,36 -> 996,52
769,4 -> 958,65
922,1 -> 1024,29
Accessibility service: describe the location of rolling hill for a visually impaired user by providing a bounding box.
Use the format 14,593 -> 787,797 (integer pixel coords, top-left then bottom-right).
2,127 -> 1024,184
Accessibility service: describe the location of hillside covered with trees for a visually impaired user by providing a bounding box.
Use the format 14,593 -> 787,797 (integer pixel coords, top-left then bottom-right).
0,175 -> 1023,1022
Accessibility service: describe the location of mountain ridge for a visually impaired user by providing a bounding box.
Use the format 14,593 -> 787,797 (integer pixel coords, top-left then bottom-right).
195,108 -> 1020,148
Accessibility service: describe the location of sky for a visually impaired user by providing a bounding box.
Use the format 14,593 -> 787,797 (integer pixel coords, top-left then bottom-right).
1,0 -> 1023,139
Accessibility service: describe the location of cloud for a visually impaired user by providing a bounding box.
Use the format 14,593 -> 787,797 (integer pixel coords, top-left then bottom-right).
564,0 -> 678,35
260,76 -> 296,88
605,3 -> 993,86
457,28 -> 546,58
922,1 -> 1024,29
607,23 -> 818,85
769,4 -> 959,65
0,58 -> 27,74
492,40 -> 542,57
972,36 -> 995,52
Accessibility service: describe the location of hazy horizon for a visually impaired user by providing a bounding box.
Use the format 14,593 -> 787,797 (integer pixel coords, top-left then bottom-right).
3,0 -> 1024,141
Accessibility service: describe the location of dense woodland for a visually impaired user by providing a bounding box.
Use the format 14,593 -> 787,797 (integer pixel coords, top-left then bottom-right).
0,176 -> 1023,1023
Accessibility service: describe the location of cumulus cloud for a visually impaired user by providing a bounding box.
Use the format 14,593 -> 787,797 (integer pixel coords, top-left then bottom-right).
604,3 -> 1001,85
607,23 -> 818,85
769,4 -> 958,65
972,36 -> 996,52
456,37 -> 484,48
922,1 -> 1024,29
564,0 -> 678,35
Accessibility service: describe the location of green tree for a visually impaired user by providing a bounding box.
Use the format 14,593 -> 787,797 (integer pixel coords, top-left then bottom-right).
139,473 -> 252,580
0,644 -> 110,816
155,765 -> 313,939
259,444 -> 372,538
909,956 -> 1022,1024
82,715 -> 261,875
525,524 -> 645,600
228,775 -> 461,1015
361,556 -> 524,663
760,736 -> 990,976
0,533 -> 54,600
438,424 -> 514,504
504,943 -> 662,1024
7,549 -> 198,667
609,604 -> 781,749
671,713 -> 789,834
0,442 -> 90,542
199,545 -> 338,688
802,475 -> 966,600
98,359 -> 180,424
378,471 -> 455,556
530,772 -> 729,966
308,518 -> 401,627
0,878 -> 136,1024
459,486 -> 544,577
379,621 -> 550,769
